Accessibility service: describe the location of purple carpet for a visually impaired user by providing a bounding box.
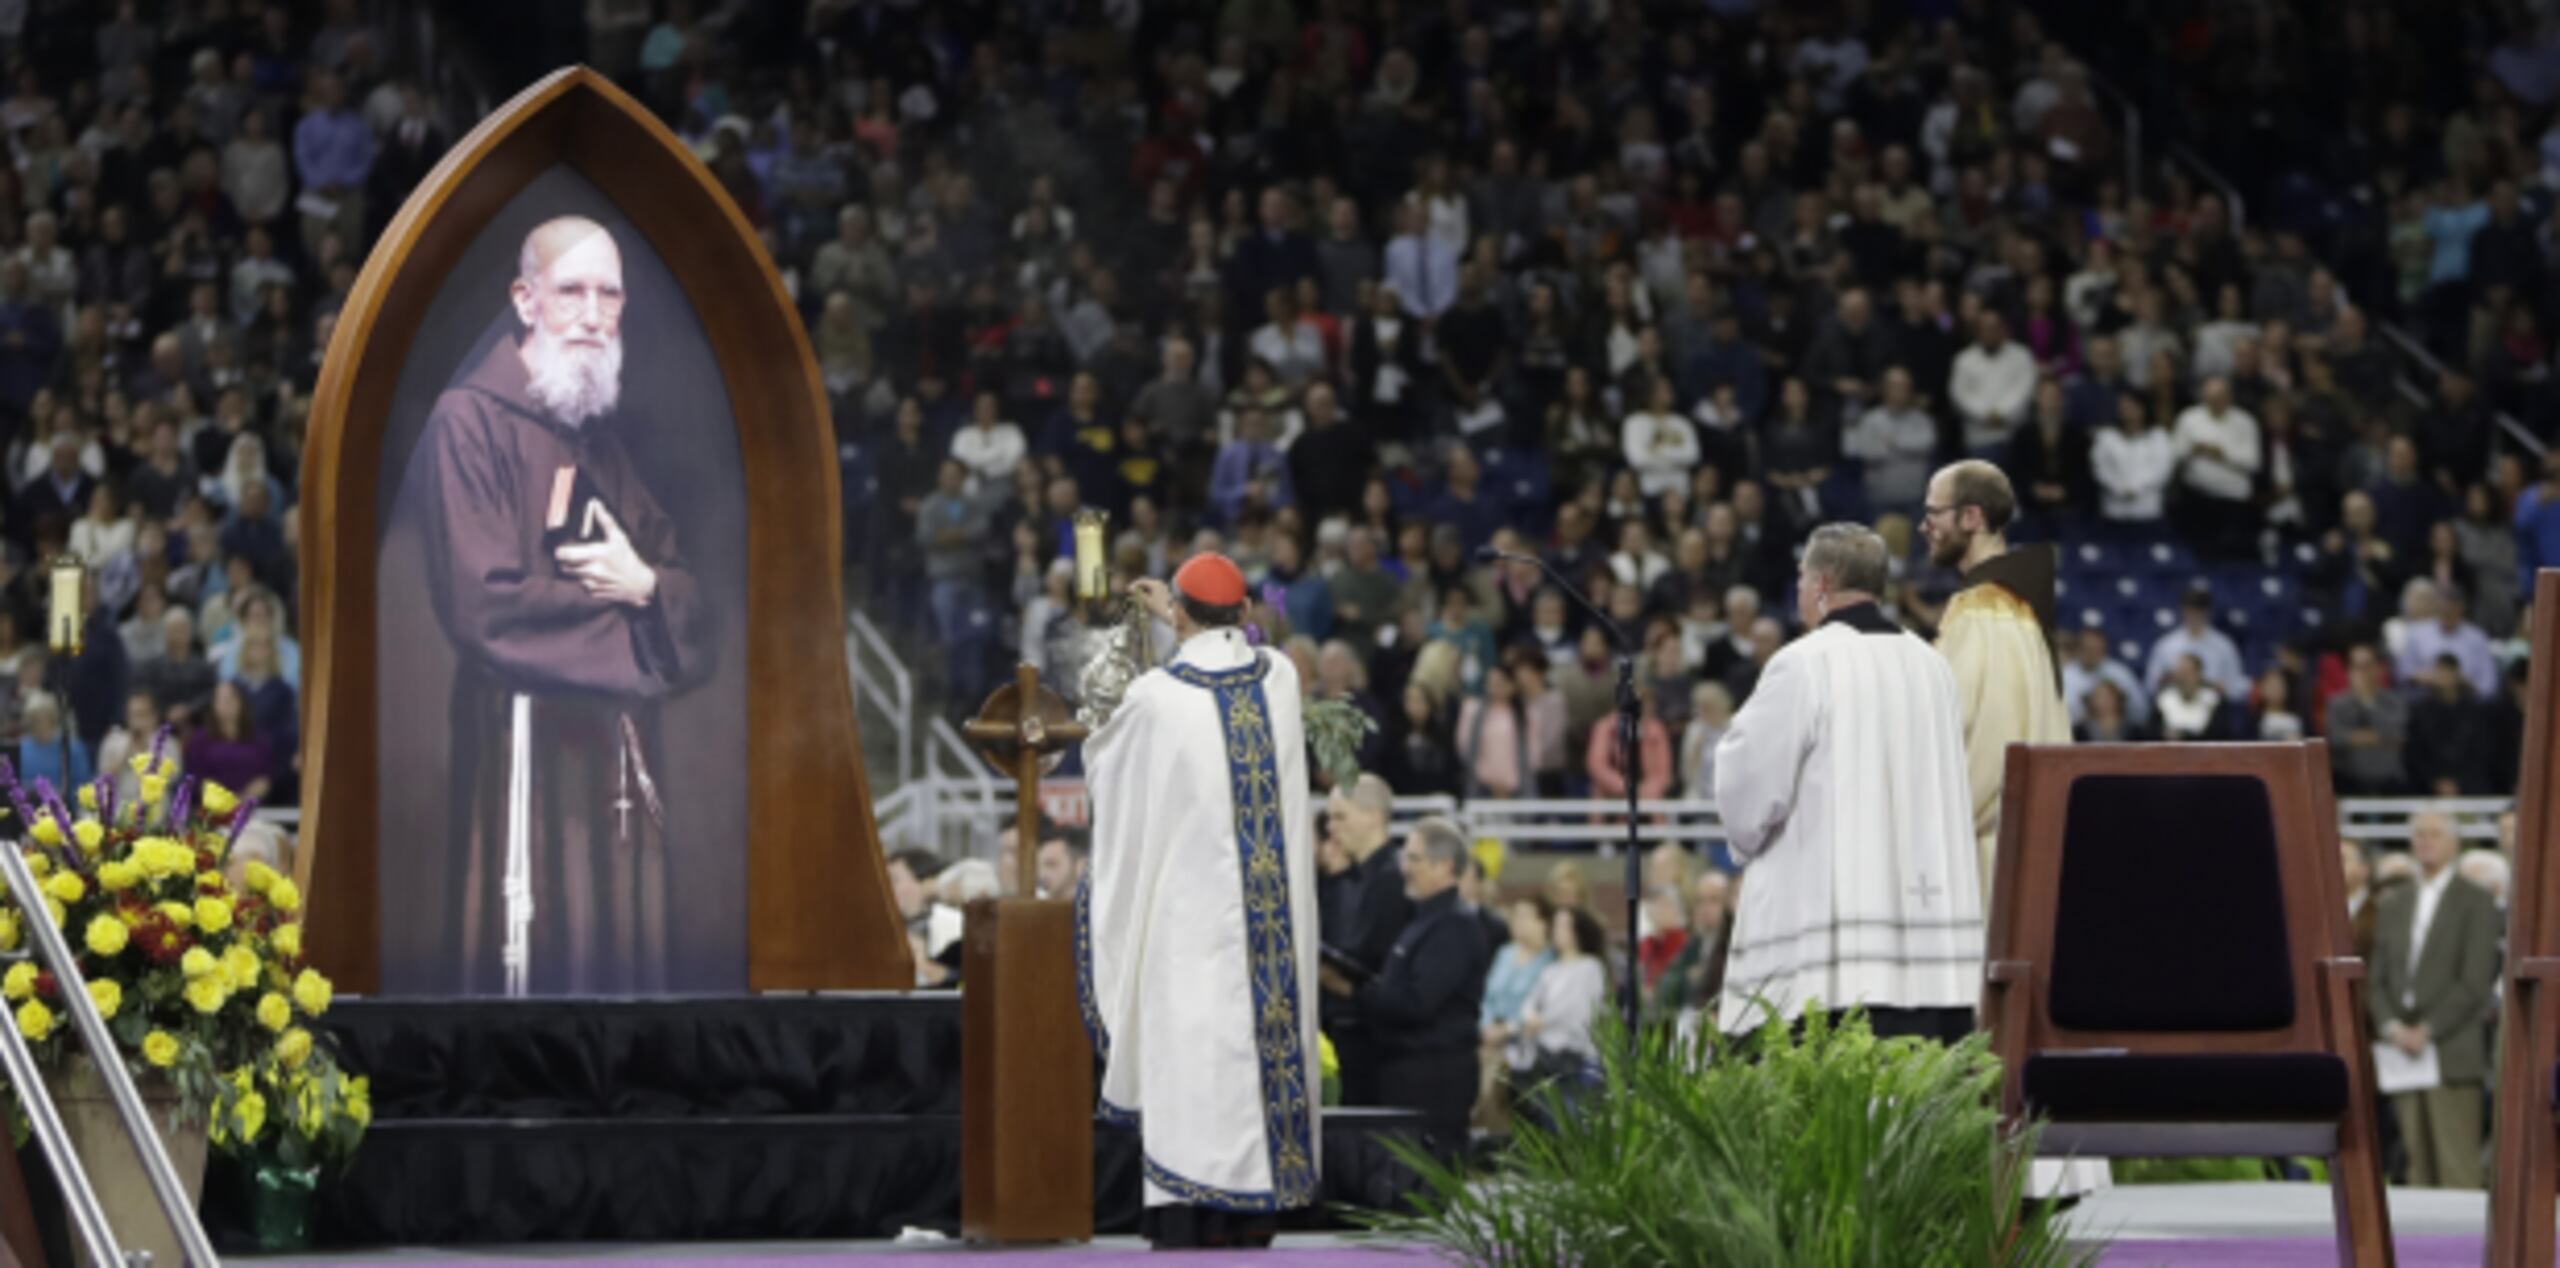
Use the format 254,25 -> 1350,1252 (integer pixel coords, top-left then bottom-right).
2094,1235 -> 2485,1266
285,1252 -> 1440,1266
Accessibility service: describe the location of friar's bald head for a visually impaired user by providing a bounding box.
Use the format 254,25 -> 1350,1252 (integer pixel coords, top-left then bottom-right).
509,216 -> 626,427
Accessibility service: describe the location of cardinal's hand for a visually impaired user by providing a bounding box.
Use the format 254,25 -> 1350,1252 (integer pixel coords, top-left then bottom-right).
1129,577 -> 1176,624
557,505 -> 660,607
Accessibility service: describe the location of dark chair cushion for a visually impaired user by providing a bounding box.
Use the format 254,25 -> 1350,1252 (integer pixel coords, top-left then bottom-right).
2023,1052 -> 2348,1121
2047,774 -> 2297,1033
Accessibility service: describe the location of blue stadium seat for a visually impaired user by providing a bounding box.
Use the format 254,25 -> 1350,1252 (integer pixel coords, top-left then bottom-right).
2139,542 -> 2198,576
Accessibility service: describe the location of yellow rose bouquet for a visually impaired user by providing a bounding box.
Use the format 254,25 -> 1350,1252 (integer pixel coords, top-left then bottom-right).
0,734 -> 367,1175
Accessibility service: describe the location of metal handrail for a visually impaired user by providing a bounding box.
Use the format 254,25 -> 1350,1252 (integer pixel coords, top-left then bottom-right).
2081,68 -> 2146,201
0,839 -> 221,1267
848,612 -> 916,793
2167,141 -> 2244,234
2377,321 -> 2547,458
889,776 -> 2508,853
925,716 -> 1003,854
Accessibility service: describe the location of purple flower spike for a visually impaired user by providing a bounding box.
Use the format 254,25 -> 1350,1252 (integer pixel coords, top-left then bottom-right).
167,776 -> 196,835
91,775 -> 114,826
21,780 -> 74,865
37,781 -> 76,840
1,763 -> 38,835
146,724 -> 171,771
224,797 -> 260,849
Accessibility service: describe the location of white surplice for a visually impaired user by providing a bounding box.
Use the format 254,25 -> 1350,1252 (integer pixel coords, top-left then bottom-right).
1079,626 -> 1322,1211
1714,611 -> 1984,1036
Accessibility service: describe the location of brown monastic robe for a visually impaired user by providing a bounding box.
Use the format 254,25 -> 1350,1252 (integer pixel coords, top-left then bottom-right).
419,334 -> 713,995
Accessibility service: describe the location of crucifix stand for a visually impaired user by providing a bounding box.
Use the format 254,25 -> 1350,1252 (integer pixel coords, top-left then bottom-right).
957,662 -> 1093,1243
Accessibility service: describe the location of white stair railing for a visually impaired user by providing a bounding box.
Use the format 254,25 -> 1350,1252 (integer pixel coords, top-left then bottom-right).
846,611 -> 915,793
0,838 -> 221,1267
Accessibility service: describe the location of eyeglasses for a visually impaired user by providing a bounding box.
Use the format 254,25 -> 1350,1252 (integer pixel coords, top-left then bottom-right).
1921,504 -> 1963,521
541,279 -> 625,317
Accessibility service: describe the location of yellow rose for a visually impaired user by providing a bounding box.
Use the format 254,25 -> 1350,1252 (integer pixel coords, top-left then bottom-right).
294,1078 -> 323,1134
270,923 -> 302,960
266,879 -> 301,915
86,979 -> 119,1020
132,840 -> 177,878
243,861 -> 278,895
0,910 -> 18,951
274,1027 -> 311,1068
76,784 -> 95,810
128,752 -> 157,777
254,991 -> 290,1033
24,852 -> 47,878
291,968 -> 332,1017
140,1030 -> 179,1068
180,946 -> 217,980
200,782 -> 238,816
28,818 -> 61,847
194,897 -> 233,934
347,1076 -> 372,1128
2,963 -> 34,1001
15,999 -> 52,1042
70,821 -> 102,855
96,861 -> 137,891
184,976 -> 228,1014
157,901 -> 194,929
83,914 -> 127,957
221,945 -> 258,991
223,1089 -> 266,1143
194,871 -> 223,893
138,775 -> 165,804
41,871 -> 82,904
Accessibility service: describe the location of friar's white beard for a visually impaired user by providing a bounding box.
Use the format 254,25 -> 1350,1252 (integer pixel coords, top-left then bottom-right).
523,326 -> 623,428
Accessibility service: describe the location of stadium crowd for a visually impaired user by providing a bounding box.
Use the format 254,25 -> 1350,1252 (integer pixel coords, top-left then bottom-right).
0,0 -> 2551,847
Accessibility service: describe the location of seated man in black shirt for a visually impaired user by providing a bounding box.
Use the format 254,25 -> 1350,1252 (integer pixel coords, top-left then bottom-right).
1319,815 -> 1492,1158
1316,772 -> 1410,1105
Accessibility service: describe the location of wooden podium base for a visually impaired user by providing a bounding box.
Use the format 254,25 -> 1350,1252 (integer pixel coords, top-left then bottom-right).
960,896 -> 1094,1243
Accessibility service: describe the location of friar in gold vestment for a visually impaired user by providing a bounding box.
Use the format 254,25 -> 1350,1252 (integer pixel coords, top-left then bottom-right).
1920,460 -> 2072,901
1921,460 -> 2108,1201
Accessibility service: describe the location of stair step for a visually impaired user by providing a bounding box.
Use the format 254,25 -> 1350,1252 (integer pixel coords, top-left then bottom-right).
236,1110 -> 1424,1247
326,994 -> 961,1119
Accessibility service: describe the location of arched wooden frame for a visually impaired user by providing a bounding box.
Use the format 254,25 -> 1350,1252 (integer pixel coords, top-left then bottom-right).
296,66 -> 911,993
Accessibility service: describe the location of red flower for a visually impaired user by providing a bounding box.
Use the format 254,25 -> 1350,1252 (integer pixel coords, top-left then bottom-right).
133,915 -> 191,967
33,972 -> 56,1000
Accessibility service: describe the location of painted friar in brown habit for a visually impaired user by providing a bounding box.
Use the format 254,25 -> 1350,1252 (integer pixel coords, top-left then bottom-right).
417,217 -> 714,995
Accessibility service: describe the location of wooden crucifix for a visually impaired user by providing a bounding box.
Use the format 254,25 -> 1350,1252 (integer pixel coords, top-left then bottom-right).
963,663 -> 1085,896
957,659 -> 1094,1244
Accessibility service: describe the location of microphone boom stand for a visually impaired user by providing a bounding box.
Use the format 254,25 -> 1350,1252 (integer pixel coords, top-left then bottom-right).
1480,547 -> 1644,1045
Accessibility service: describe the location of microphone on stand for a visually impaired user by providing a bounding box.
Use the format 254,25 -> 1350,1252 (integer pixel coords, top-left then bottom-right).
1473,546 -> 1630,654
1471,543 -> 1648,1044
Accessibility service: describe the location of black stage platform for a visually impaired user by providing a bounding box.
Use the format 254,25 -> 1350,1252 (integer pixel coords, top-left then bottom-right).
170,995 -> 1426,1248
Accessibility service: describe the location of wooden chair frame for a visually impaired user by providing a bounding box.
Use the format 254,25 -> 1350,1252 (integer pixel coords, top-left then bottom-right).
1982,741 -> 2393,1267
2488,572 -> 2560,1267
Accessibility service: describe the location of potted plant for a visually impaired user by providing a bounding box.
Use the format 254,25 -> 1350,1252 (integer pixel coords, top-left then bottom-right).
1367,1010 -> 2104,1267
0,736 -> 361,1262
206,1038 -> 369,1250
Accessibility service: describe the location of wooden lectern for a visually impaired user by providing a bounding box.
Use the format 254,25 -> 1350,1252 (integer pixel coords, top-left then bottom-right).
959,663 -> 1093,1243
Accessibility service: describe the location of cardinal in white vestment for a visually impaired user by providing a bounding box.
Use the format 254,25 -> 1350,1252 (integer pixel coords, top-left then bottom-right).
1714,523 -> 1984,1041
1078,552 -> 1321,1251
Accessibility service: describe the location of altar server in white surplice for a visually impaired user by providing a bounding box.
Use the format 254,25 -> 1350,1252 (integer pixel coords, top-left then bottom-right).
1078,552 -> 1321,1251
1714,523 -> 1985,1043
